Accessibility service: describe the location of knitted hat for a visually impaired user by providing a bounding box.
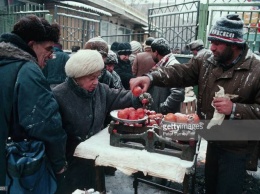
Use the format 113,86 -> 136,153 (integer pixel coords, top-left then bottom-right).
84,36 -> 108,57
130,41 -> 142,54
65,49 -> 104,78
117,42 -> 132,55
208,14 -> 245,45
188,39 -> 204,50
104,50 -> 118,64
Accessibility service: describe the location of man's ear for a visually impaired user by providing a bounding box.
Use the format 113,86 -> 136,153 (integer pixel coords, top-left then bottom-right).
28,41 -> 35,48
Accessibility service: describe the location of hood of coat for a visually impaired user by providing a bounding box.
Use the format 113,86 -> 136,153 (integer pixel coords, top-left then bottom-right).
0,33 -> 37,67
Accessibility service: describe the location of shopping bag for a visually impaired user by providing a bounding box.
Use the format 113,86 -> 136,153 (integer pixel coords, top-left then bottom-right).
6,140 -> 57,194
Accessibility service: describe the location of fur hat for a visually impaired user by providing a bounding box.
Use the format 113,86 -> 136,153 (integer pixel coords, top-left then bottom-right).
208,14 -> 245,45
110,41 -> 119,53
151,38 -> 171,56
104,50 -> 118,64
143,37 -> 155,49
130,41 -> 142,54
65,49 -> 104,78
84,36 -> 108,57
117,42 -> 132,55
188,39 -> 204,50
12,15 -> 59,43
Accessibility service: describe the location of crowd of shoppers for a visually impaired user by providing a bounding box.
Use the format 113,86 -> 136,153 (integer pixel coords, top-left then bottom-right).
1,12 -> 259,194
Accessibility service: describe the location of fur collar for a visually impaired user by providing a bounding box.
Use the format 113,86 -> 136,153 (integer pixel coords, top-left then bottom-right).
0,33 -> 37,63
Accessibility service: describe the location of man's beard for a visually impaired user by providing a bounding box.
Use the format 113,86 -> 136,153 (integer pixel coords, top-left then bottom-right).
153,57 -> 159,63
214,45 -> 233,64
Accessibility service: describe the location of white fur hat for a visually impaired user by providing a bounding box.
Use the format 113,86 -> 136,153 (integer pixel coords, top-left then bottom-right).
65,49 -> 104,78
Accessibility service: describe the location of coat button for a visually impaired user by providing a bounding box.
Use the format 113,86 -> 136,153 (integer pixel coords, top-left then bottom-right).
235,113 -> 241,119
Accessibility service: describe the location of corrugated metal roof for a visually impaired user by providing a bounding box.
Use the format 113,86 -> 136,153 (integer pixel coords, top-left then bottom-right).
60,1 -> 112,16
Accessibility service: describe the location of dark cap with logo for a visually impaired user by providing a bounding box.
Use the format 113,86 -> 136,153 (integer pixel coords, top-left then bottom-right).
208,14 -> 245,45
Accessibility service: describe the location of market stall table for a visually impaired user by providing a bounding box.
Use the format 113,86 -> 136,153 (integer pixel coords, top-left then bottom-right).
74,127 -> 200,194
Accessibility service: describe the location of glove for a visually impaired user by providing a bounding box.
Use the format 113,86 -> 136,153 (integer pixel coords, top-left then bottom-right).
139,93 -> 153,109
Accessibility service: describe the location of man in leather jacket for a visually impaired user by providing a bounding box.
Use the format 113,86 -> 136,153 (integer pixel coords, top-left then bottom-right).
148,38 -> 185,114
130,14 -> 260,194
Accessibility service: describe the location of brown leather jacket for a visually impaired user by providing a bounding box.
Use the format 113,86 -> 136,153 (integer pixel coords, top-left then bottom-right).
149,45 -> 260,170
132,51 -> 156,76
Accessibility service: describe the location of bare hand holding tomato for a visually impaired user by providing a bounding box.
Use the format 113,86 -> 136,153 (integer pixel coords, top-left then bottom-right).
132,86 -> 142,97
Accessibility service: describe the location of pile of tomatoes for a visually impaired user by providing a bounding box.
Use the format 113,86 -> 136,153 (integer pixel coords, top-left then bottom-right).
116,107 -> 200,125
164,112 -> 200,124
117,107 -> 145,120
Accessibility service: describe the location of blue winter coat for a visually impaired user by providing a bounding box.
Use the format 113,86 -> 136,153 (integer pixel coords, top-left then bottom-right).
42,46 -> 70,85
0,33 -> 67,175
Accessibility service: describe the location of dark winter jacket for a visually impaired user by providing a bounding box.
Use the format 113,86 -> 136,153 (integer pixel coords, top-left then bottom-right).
42,46 -> 70,85
148,45 -> 260,169
53,78 -> 141,159
148,53 -> 184,114
114,58 -> 135,90
98,69 -> 115,88
111,70 -> 124,89
0,33 -> 67,174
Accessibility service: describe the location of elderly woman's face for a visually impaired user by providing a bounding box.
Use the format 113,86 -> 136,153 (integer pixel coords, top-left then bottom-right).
75,71 -> 101,92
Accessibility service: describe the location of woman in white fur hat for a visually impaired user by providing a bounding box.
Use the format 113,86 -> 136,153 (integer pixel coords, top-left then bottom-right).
52,49 -> 151,194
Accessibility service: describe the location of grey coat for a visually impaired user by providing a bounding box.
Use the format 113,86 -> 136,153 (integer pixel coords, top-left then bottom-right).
53,78 -> 140,159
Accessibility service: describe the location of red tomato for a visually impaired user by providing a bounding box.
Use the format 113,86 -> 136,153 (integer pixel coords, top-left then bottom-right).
137,112 -> 145,119
123,108 -> 130,116
136,108 -> 144,114
164,113 -> 177,122
155,113 -> 163,119
175,113 -> 188,123
117,110 -> 128,119
149,110 -> 156,115
132,86 -> 142,97
128,107 -> 135,111
129,111 -> 139,120
147,119 -> 157,126
136,108 -> 145,119
148,115 -> 157,120
141,98 -> 148,104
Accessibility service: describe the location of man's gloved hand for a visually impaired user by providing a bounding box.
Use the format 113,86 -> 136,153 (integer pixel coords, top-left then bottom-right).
139,93 -> 153,109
